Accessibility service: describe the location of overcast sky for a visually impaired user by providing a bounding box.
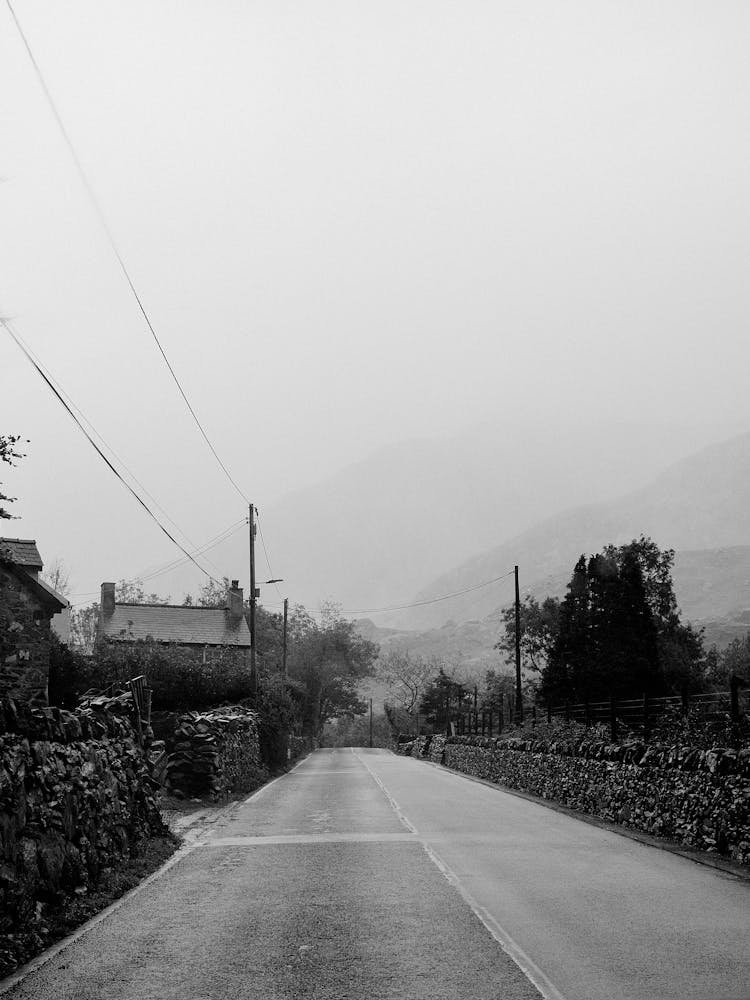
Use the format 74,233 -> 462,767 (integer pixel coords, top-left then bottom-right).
2,1 -> 749,608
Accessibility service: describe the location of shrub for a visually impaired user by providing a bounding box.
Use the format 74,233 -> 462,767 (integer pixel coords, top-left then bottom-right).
77,641 -> 254,712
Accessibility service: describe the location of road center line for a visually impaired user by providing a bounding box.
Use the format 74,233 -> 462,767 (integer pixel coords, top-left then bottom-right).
352,750 -> 567,1000
351,749 -> 419,835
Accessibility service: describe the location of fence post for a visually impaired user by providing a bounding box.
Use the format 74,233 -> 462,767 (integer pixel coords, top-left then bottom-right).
532,705 -> 537,729
681,684 -> 689,720
609,695 -> 617,742
488,710 -> 493,738
642,693 -> 650,741
730,675 -> 741,724
499,703 -> 504,734
547,701 -> 552,724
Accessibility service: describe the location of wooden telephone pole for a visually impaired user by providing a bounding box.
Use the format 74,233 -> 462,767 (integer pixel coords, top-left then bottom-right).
249,504 -> 257,692
282,597 -> 288,677
514,564 -> 523,723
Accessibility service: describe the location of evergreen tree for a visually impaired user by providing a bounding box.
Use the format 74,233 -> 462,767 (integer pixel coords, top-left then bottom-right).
542,538 -> 692,704
418,668 -> 467,729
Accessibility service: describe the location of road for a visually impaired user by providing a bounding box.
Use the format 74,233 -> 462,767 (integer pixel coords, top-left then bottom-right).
4,748 -> 750,1000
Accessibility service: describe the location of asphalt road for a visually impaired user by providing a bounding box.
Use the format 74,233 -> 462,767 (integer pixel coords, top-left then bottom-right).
4,749 -> 750,1000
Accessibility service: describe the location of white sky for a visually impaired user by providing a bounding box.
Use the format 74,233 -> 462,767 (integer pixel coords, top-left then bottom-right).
2,1 -> 749,608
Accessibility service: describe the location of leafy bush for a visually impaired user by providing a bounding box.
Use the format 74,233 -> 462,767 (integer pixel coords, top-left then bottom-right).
62,641 -> 254,713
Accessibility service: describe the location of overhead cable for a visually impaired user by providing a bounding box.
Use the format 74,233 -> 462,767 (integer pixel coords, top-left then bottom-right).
6,0 -> 250,506
254,510 -> 285,599
69,516 -> 248,605
335,569 -> 516,615
263,569 -> 516,617
2,321 -> 223,572
138,517 -> 247,583
2,318 -> 222,584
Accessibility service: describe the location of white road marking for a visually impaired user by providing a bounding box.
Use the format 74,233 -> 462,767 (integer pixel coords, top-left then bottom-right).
202,832 -> 418,846
351,749 -> 419,835
287,769 -> 362,774
1,761 -> 316,996
422,841 -> 568,1000
354,750 -> 568,1000
0,840 -> 196,997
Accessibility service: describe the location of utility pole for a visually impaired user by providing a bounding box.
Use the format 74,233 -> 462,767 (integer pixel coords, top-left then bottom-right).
514,564 -> 523,724
282,597 -> 288,677
249,504 -> 257,693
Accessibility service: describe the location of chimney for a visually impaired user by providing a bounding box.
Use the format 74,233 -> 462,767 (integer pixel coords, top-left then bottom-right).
101,582 -> 116,617
228,579 -> 244,623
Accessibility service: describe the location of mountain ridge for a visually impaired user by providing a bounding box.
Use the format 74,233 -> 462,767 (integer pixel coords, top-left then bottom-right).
391,430 -> 750,630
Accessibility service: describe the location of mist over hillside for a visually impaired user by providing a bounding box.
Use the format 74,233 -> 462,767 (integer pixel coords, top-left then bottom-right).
261,418 -> 732,615
393,430 -> 750,631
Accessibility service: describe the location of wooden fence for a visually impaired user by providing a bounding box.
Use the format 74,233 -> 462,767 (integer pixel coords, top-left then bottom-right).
448,676 -> 748,742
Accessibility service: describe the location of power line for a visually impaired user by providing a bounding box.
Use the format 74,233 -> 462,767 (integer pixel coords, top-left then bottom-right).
2,318 -> 222,584
262,569 -> 516,617
139,518 -> 247,583
255,510 -> 285,600
3,321 -> 223,572
69,516 -> 248,605
337,569 -> 516,616
5,0 -> 250,506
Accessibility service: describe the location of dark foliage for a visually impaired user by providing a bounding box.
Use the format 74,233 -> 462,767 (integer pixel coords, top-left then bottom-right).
0,434 -> 25,521
542,537 -> 706,705
418,668 -> 469,728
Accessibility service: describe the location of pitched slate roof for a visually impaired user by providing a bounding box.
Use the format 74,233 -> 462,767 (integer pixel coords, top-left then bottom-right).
99,604 -> 252,647
0,537 -> 43,569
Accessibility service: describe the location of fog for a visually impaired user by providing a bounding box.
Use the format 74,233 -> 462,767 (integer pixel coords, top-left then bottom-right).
2,1 -> 749,609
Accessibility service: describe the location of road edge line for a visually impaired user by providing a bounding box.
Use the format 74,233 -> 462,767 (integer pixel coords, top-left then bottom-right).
0,838 -> 195,996
1,757 -> 313,995
421,840 -> 567,1000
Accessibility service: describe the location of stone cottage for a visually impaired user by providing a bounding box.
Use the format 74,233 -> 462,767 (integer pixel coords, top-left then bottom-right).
0,538 -> 69,705
96,579 -> 252,662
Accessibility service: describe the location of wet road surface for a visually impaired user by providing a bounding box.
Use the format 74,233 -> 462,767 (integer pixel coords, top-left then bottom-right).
3,748 -> 750,1000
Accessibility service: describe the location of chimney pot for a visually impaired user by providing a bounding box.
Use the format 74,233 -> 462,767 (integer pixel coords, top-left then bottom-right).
228,581 -> 243,622
101,582 -> 115,617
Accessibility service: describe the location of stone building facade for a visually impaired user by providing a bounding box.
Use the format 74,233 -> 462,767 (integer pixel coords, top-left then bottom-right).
0,538 -> 68,705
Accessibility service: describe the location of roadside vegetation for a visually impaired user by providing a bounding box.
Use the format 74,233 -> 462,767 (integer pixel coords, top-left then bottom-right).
377,537 -> 749,738
56,586 -> 380,746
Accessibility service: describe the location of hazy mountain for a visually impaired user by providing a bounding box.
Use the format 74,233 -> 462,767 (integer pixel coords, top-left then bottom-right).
393,430 -> 750,630
356,546 -> 750,708
261,418 -> 733,615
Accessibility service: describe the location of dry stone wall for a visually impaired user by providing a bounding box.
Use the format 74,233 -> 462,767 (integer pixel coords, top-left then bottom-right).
165,706 -> 266,799
0,694 -> 167,976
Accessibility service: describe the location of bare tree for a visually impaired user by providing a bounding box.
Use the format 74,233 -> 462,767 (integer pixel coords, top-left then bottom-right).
42,557 -> 71,597
376,650 -> 439,714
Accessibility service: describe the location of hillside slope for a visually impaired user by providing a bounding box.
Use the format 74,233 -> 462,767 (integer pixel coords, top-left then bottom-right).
260,419 -> 728,613
393,431 -> 750,630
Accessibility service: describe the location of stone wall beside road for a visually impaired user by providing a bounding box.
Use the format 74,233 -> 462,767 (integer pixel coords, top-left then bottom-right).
164,706 -> 266,799
0,694 -> 167,976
